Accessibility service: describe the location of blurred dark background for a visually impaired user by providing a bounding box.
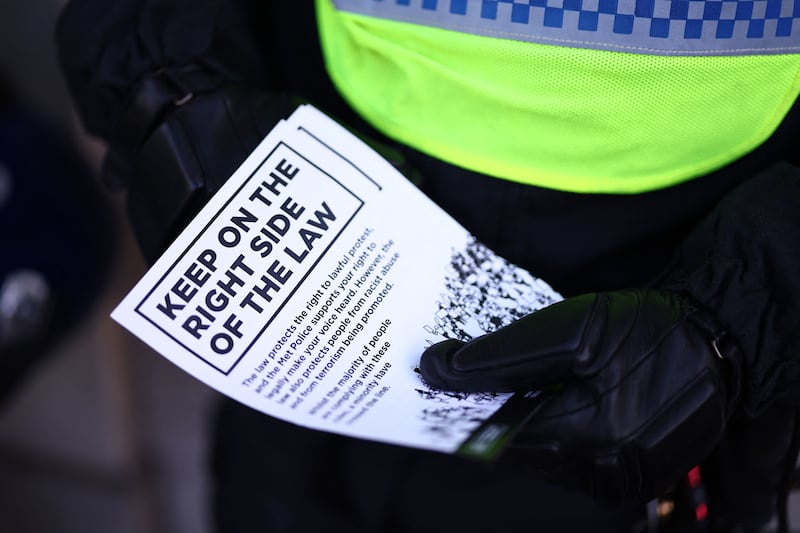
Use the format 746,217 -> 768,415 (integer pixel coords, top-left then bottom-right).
0,2 -> 220,533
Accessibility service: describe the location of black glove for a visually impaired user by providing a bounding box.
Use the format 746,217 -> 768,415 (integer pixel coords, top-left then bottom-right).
420,162 -> 800,510
421,289 -> 740,506
105,76 -> 299,260
56,0 -> 300,261
57,0 -> 417,262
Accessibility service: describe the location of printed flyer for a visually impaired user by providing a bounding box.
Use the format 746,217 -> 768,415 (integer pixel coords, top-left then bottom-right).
112,105 -> 562,459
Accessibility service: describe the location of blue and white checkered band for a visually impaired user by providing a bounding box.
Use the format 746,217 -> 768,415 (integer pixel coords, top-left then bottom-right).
332,0 -> 800,55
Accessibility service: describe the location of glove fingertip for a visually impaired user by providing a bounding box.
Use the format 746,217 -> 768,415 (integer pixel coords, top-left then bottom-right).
419,338 -> 464,389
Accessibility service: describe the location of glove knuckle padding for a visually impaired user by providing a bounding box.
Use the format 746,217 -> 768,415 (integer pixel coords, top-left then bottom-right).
507,289 -> 737,504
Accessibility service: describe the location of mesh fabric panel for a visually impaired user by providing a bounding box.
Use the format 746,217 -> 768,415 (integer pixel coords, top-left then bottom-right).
317,0 -> 800,193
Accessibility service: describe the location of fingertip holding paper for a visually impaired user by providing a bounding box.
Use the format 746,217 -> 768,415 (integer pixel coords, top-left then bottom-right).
111,105 -> 562,459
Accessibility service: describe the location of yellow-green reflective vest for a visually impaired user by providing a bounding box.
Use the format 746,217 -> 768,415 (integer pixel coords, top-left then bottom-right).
316,0 -> 800,193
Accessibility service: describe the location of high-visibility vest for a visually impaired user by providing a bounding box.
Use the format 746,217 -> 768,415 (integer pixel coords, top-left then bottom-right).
315,0 -> 800,193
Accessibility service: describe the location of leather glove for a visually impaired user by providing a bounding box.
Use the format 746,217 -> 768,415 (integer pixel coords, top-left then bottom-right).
57,1 -> 422,262
420,289 -> 741,506
56,0 -> 299,261
67,72 -> 418,262
420,163 -> 800,512
104,72 -> 299,261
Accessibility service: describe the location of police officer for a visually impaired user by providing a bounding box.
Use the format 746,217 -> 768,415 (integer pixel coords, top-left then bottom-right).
57,2 -> 800,531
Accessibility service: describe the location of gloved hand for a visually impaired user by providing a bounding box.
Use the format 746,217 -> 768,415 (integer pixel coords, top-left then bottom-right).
57,0 -> 417,262
420,163 -> 800,510
102,75 -> 299,261
420,289 -> 740,506
56,0 -> 301,261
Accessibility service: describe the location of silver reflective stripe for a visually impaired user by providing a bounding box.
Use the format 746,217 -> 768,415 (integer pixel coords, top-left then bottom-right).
332,0 -> 800,55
